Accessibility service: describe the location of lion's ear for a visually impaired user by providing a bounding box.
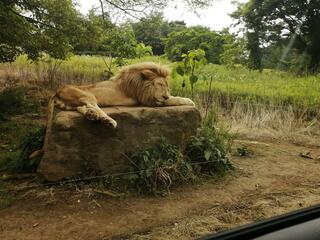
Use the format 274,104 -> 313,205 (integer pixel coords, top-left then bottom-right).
141,69 -> 156,80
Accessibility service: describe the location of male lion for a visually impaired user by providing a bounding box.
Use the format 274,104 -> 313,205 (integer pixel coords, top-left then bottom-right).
48,62 -> 194,128
28,62 -> 195,159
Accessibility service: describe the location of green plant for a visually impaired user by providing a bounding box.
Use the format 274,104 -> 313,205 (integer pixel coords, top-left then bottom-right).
126,139 -> 195,195
135,43 -> 153,58
236,146 -> 251,157
0,190 -> 13,210
175,49 -> 206,97
185,126 -> 233,176
0,87 -> 40,119
0,87 -> 25,118
0,127 -> 45,172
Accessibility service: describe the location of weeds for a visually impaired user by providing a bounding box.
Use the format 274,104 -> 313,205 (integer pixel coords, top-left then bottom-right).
0,189 -> 13,210
126,125 -> 233,195
186,126 -> 233,176
0,87 -> 40,119
126,139 -> 195,195
0,127 -> 45,172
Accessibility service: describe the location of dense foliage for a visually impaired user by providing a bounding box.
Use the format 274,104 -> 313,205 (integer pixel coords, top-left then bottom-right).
132,13 -> 187,55
0,0 -> 319,73
165,26 -> 223,63
232,0 -> 320,73
127,128 -> 233,195
126,139 -> 195,195
0,0 -> 79,62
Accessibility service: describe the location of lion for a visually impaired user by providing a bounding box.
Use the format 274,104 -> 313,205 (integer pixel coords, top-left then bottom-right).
47,62 -> 195,128
28,62 -> 195,159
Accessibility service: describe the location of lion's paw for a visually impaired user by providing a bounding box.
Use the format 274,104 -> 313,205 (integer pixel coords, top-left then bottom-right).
101,116 -> 117,128
182,98 -> 195,106
85,108 -> 100,121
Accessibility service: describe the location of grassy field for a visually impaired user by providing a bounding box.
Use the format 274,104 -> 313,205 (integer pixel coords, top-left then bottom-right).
172,64 -> 320,110
1,55 -> 319,111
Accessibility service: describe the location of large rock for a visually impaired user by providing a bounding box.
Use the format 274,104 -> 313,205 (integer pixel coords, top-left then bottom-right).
38,106 -> 201,181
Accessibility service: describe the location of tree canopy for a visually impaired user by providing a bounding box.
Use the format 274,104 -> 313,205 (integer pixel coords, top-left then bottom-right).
0,0 -> 80,62
132,13 -> 186,55
164,26 -> 230,64
0,0 -> 211,62
232,0 -> 320,72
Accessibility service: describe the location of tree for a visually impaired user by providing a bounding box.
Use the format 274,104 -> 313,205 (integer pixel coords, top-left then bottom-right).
132,13 -> 187,55
231,0 -> 264,71
135,43 -> 153,58
0,0 -> 213,62
132,13 -> 168,55
0,0 -> 80,62
71,9 -> 113,53
164,26 -> 225,64
219,29 -> 247,67
232,0 -> 320,73
101,24 -> 138,65
98,0 -> 212,19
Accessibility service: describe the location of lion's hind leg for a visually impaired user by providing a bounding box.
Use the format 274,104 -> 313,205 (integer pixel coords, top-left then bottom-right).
57,85 -> 117,128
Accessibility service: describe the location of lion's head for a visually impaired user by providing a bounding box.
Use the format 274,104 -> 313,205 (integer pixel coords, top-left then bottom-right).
116,62 -> 171,106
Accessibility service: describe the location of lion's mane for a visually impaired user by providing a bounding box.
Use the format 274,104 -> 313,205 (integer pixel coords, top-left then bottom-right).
114,62 -> 170,106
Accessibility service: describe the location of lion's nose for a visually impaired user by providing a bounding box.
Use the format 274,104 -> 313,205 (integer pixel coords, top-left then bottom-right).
163,96 -> 169,100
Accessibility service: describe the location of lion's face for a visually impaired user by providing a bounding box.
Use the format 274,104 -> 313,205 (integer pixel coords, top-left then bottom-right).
117,63 -> 171,106
152,77 -> 170,105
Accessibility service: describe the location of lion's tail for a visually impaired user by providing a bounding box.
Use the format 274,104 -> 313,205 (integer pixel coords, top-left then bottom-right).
30,94 -> 57,160
42,94 -> 57,152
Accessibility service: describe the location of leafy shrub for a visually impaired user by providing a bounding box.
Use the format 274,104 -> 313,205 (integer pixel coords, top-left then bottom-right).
0,87 -> 25,117
0,87 -> 39,119
135,43 -> 153,58
126,139 -> 195,195
0,127 -> 45,172
185,126 -> 233,176
126,124 -> 233,195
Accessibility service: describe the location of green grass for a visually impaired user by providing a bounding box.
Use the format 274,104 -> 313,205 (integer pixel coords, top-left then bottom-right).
178,64 -> 320,106
0,120 -> 44,173
1,55 -> 170,85
1,55 -> 320,113
171,63 -> 320,113
0,189 -> 14,210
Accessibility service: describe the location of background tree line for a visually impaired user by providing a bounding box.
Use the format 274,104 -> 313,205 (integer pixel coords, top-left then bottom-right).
1,0 -> 319,73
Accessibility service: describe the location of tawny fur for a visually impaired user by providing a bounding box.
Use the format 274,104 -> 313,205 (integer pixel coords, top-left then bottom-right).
38,62 -> 196,158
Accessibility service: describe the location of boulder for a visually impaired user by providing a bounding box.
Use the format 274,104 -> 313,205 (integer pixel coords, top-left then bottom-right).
38,106 -> 201,181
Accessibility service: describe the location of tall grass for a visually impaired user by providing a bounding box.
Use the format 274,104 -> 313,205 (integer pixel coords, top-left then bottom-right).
1,54 -> 319,118
0,55 -> 170,89
172,64 -> 320,109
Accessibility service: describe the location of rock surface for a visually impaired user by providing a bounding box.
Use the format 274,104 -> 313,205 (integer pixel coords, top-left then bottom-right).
38,106 -> 201,181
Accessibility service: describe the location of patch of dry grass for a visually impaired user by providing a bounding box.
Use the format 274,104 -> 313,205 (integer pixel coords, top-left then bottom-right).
225,102 -> 320,145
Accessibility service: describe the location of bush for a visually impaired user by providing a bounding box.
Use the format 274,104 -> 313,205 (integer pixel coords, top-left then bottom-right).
0,87 -> 25,117
0,127 -> 45,172
126,139 -> 195,195
126,125 -> 233,195
185,125 -> 233,176
0,87 -> 39,119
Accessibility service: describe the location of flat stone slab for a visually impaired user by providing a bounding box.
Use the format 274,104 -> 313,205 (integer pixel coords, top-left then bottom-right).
38,106 -> 201,181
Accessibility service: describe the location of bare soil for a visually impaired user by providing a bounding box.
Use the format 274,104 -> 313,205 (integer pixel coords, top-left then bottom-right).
1,139 -> 320,240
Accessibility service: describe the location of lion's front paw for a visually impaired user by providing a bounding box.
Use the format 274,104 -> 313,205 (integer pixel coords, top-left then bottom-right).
100,116 -> 117,128
182,97 -> 195,106
164,96 -> 195,106
85,108 -> 100,121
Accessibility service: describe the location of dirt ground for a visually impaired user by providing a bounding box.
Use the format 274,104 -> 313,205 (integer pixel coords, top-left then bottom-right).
1,139 -> 320,240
